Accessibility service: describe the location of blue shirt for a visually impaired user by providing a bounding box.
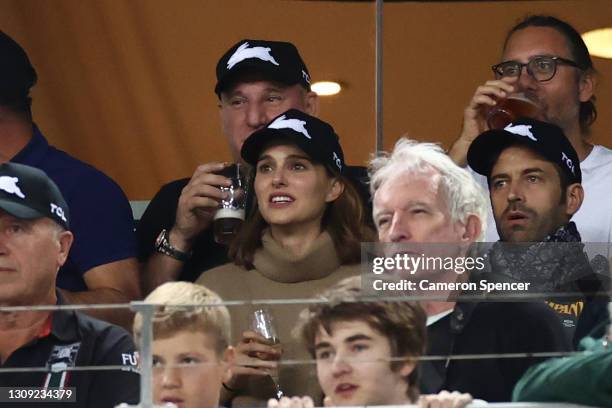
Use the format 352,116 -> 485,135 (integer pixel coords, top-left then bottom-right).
12,125 -> 137,291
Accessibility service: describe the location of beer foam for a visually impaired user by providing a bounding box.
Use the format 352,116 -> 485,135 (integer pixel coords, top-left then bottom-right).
214,208 -> 246,220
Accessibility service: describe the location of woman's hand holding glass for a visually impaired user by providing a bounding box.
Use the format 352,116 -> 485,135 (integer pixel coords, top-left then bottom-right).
224,330 -> 283,393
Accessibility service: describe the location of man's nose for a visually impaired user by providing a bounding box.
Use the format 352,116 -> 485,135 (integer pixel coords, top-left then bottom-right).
507,180 -> 524,204
0,229 -> 10,253
387,214 -> 411,243
514,65 -> 538,93
245,102 -> 269,130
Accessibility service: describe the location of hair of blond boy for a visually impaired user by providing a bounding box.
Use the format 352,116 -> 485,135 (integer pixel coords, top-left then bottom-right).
133,282 -> 231,355
295,276 -> 426,403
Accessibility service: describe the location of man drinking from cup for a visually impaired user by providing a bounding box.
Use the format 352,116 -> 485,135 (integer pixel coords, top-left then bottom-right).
138,40 -> 372,294
138,40 -> 319,292
448,15 -> 612,244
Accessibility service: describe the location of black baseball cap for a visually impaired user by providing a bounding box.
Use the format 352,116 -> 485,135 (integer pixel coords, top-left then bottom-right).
215,39 -> 311,95
0,31 -> 37,102
0,163 -> 70,229
241,109 -> 345,174
467,118 -> 581,184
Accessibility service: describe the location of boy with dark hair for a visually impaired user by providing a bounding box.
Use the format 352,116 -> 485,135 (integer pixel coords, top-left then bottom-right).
269,277 -> 477,408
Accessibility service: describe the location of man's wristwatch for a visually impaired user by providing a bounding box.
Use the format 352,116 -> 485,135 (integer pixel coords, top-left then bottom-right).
154,229 -> 191,262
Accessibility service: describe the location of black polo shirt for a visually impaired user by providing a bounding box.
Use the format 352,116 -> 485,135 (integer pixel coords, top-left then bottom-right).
0,303 -> 140,407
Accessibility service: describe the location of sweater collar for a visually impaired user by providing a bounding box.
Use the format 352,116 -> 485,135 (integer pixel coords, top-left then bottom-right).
253,229 -> 341,283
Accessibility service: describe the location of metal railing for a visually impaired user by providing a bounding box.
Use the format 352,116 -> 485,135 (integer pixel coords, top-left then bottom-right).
1,299 -> 609,408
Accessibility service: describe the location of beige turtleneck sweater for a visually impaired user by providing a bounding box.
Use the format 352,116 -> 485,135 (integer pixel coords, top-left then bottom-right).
196,230 -> 360,407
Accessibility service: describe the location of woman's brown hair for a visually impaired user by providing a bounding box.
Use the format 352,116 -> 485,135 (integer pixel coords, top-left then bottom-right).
229,165 -> 374,269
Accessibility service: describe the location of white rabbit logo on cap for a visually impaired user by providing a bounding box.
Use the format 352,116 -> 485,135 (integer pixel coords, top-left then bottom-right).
268,115 -> 311,139
227,42 -> 280,70
0,176 -> 25,199
504,123 -> 537,141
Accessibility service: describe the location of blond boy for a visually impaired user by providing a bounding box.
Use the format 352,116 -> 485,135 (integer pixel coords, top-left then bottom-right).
133,282 -> 235,408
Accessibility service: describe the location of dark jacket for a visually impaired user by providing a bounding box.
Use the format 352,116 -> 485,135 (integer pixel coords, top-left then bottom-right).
420,301 -> 571,402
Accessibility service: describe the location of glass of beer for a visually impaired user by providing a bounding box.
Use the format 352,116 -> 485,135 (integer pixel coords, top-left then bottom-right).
486,93 -> 540,130
213,164 -> 247,244
249,308 -> 284,399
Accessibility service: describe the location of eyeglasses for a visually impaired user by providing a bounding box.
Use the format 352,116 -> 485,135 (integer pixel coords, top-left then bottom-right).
492,56 -> 582,82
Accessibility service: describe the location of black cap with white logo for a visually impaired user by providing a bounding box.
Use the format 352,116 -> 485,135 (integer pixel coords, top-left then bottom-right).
0,163 -> 70,229
241,109 -> 345,174
215,39 -> 311,95
0,31 -> 37,104
467,117 -> 581,184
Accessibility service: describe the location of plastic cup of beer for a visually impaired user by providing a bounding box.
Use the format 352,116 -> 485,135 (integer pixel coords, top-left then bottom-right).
213,164 -> 247,245
486,93 -> 540,130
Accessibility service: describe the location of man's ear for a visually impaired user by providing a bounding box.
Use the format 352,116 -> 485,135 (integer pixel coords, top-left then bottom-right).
578,70 -> 595,103
460,214 -> 482,242
565,183 -> 584,217
304,91 -> 319,116
325,178 -> 345,203
217,93 -> 226,111
57,230 -> 74,267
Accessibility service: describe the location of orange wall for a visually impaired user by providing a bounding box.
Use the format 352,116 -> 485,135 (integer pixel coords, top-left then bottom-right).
0,0 -> 609,199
